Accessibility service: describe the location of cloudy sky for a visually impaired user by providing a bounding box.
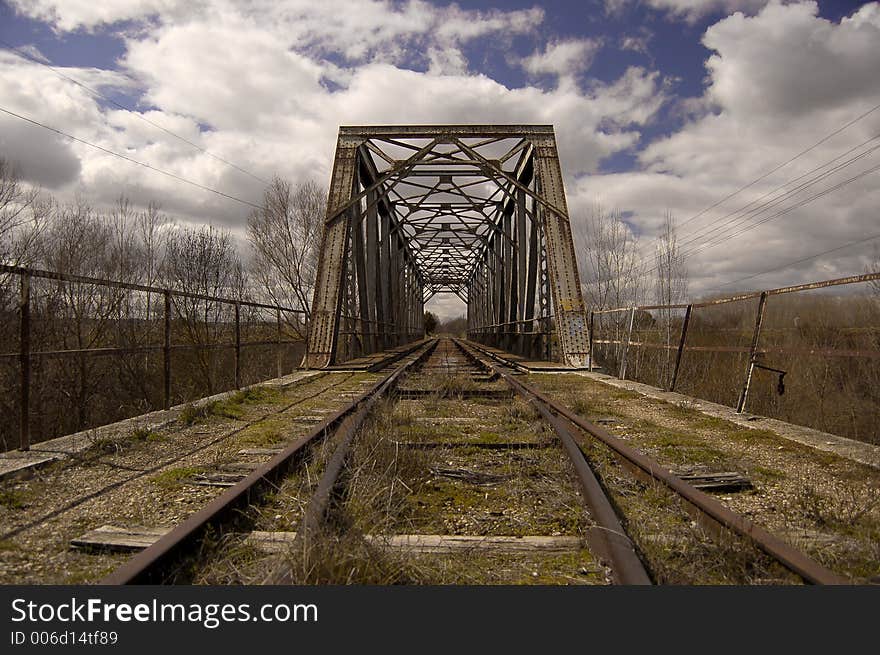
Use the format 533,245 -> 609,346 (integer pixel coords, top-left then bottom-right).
1,0 -> 878,318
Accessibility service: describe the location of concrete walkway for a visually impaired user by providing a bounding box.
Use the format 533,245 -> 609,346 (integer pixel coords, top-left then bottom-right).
0,371 -> 322,481
573,371 -> 880,470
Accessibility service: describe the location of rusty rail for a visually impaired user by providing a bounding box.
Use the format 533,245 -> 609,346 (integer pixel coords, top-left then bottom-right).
460,338 -> 847,585
454,338 -> 650,585
102,338 -> 437,584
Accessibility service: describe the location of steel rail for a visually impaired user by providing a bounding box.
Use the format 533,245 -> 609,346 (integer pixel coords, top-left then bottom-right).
262,341 -> 438,584
101,338 -> 437,584
452,338 -> 651,585
459,338 -> 847,585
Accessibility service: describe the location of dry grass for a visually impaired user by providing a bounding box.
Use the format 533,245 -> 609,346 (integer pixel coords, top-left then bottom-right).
593,293 -> 880,444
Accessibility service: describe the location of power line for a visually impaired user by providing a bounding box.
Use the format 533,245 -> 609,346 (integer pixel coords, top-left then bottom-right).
631,156 -> 880,282
675,100 -> 880,233
0,104 -> 264,210
703,232 -> 880,293
681,160 -> 880,262
674,135 -> 880,253
0,40 -> 270,185
627,127 -> 880,282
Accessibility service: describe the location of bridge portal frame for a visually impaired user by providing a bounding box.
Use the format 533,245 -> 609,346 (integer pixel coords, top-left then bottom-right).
304,125 -> 589,368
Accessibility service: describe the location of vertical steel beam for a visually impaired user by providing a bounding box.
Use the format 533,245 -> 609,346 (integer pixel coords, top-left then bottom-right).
365,189 -> 380,353
532,134 -> 590,366
619,307 -> 635,380
304,136 -> 360,368
502,209 -> 514,351
352,203 -> 369,355
515,188 -> 527,355
19,272 -> 30,451
391,231 -> 402,345
524,209 -> 539,358
379,208 -> 392,350
234,302 -> 241,390
588,310 -> 594,371
276,308 -> 282,380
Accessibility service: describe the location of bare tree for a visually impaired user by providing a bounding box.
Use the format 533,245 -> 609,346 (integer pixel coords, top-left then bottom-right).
37,199 -> 129,432
137,201 -> 173,292
576,203 -> 645,311
247,177 -> 324,339
575,203 -> 646,367
163,224 -> 246,395
654,210 -> 689,383
0,157 -> 47,267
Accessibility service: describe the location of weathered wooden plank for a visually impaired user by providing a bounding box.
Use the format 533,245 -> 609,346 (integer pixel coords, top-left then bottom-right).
245,532 -> 583,554
290,415 -> 327,423
395,441 -> 552,450
74,526 -> 583,555
71,525 -> 170,552
674,471 -> 752,493
237,448 -> 283,457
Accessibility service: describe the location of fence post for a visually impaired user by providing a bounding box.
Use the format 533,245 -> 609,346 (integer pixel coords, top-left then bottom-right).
19,273 -> 31,451
588,310 -> 594,371
736,291 -> 768,413
276,308 -> 282,380
669,304 -> 692,392
163,290 -> 171,410
234,302 -> 241,390
619,307 -> 635,380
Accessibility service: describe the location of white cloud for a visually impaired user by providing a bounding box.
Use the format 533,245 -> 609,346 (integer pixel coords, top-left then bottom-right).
607,0 -> 769,23
8,0 -> 185,32
572,1 -> 880,296
703,0 -> 880,117
620,32 -> 652,55
0,2 -> 667,235
11,0 -> 875,305
521,39 -> 601,79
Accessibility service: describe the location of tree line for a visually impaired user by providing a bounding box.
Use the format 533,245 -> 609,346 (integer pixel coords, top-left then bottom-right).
0,159 -> 324,450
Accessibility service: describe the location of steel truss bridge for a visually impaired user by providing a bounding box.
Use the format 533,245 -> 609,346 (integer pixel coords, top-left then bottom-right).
305,125 -> 590,368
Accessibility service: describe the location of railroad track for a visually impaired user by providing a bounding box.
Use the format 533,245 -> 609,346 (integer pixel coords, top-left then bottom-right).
86,337 -> 844,585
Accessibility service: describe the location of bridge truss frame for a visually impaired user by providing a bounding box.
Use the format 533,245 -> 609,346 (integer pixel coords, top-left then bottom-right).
304,125 -> 589,368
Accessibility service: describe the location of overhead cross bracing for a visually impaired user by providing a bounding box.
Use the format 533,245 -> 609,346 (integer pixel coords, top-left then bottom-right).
305,125 -> 590,368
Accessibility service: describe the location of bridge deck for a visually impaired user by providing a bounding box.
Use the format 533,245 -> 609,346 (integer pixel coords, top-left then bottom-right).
1,346 -> 877,584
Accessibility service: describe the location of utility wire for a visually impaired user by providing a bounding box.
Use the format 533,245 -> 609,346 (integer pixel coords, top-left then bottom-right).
703,231 -> 880,293
0,39 -> 270,185
632,157 -> 880,282
0,105 -> 264,210
674,100 -> 880,233
629,131 -> 880,282
674,135 -> 880,252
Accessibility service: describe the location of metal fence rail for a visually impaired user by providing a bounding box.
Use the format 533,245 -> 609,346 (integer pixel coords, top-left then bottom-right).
1,264 -> 307,451
588,271 -> 880,414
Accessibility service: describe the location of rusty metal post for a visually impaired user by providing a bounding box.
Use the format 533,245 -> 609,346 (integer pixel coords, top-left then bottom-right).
234,302 -> 241,390
163,290 -> 171,410
737,291 -> 768,413
619,307 -> 636,380
276,308 -> 283,380
669,304 -> 692,392
19,273 -> 31,451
